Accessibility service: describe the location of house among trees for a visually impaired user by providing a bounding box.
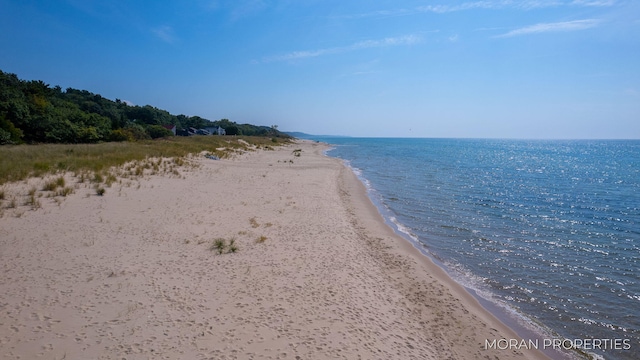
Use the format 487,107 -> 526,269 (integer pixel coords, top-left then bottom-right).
0,68 -> 289,144
176,128 -> 191,136
203,126 -> 226,135
162,124 -> 177,136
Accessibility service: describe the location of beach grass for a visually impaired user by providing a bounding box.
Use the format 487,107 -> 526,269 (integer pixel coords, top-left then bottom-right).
0,136 -> 291,185
211,238 -> 227,254
210,237 -> 239,254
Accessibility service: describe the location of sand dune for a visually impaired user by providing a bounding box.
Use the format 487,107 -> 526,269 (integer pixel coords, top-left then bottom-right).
0,140 -> 549,359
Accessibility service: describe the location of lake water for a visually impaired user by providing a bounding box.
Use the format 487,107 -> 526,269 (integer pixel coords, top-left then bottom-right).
322,138 -> 639,360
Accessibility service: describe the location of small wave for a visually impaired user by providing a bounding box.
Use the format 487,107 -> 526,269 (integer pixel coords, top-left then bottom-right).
389,216 -> 420,242
322,146 -> 336,156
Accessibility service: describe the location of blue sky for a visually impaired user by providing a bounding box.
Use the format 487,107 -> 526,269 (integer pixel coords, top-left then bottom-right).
1,0 -> 638,138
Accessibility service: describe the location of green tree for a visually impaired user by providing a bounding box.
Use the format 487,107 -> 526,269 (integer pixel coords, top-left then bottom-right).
146,124 -> 174,139
225,125 -> 239,135
0,68 -> 285,144
124,123 -> 150,140
0,113 -> 23,144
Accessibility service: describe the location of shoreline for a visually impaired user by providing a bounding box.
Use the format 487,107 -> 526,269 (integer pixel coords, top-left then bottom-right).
333,144 -> 555,360
332,151 -> 575,360
1,139 -> 552,359
325,144 -> 581,360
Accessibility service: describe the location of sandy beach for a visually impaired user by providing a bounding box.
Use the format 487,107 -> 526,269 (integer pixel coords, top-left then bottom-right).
0,140 -> 550,359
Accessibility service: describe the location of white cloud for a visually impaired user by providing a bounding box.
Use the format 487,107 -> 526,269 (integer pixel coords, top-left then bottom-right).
351,35 -> 421,49
495,19 -> 601,37
419,0 -> 616,12
337,0 -> 614,19
417,1 -> 508,13
332,8 -> 413,20
571,0 -> 616,6
262,35 -> 421,62
151,26 -> 177,43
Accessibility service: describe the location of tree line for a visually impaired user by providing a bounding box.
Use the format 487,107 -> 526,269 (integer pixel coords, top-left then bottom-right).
0,69 -> 284,144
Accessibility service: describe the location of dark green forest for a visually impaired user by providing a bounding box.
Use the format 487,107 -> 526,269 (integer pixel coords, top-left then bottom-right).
0,69 -> 284,145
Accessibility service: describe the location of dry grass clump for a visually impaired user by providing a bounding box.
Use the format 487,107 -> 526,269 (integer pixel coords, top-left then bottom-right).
0,136 -> 293,215
92,173 -> 103,184
55,186 -> 74,197
42,176 -> 65,191
0,136 -> 292,185
210,237 -> 238,254
256,235 -> 267,244
105,173 -> 118,187
24,187 -> 41,209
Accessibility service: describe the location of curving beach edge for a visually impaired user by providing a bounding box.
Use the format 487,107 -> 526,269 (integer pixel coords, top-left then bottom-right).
0,139 -> 551,359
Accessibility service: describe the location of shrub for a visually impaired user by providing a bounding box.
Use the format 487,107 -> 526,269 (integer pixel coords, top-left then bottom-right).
124,124 -> 150,141
146,125 -> 174,139
110,129 -> 132,142
0,128 -> 12,145
0,115 -> 24,144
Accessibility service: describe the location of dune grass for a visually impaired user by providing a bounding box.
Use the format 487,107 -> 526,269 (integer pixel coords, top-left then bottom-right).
0,136 -> 291,185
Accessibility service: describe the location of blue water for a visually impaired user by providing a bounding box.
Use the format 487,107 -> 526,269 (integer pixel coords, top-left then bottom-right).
321,138 -> 640,360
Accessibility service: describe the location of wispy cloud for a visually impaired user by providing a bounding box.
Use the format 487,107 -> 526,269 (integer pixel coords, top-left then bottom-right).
204,0 -> 269,20
495,19 -> 601,37
261,35 -> 421,63
151,26 -> 177,43
336,0 -> 615,19
571,0 -> 617,6
416,1 -> 562,13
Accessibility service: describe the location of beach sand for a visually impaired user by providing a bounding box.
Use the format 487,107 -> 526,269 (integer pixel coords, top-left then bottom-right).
0,140 -> 549,359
